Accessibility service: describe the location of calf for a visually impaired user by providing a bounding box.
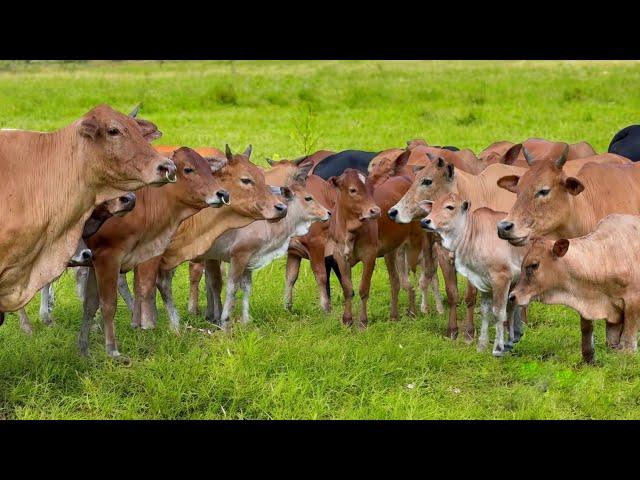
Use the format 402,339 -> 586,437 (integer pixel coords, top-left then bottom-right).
132,145 -> 289,331
509,214 -> 640,363
16,194 -> 136,333
160,163 -> 330,330
80,147 -> 229,361
328,169 -> 381,328
0,104 -> 175,326
420,193 -> 527,356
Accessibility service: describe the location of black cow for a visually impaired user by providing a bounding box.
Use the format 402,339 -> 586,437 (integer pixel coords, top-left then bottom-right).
608,125 -> 640,162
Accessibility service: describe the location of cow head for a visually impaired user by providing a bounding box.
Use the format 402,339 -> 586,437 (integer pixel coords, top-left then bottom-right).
509,237 -> 570,307
387,153 -> 455,223
329,168 -> 380,221
418,192 -> 470,246
264,156 -> 314,187
367,149 -> 411,185
78,104 -> 176,192
103,192 -> 137,217
67,238 -> 93,268
209,145 -> 288,221
496,146 -> 582,246
167,147 -> 230,209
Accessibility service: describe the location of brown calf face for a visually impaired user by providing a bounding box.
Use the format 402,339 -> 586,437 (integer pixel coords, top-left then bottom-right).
212,145 -> 288,221
510,238 -> 569,306
388,155 -> 455,223
331,169 -> 380,221
265,157 -> 314,187
496,155 -> 584,246
168,147 -> 229,209
79,104 -> 176,192
419,192 -> 469,234
288,183 -> 332,223
103,192 -> 137,217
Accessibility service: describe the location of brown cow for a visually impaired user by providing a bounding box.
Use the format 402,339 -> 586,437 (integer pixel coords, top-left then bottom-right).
510,214 -> 640,362
328,169 -> 381,328
0,105 -> 175,326
160,163 -> 330,330
131,145 -> 289,331
405,140 -> 485,174
16,194 -> 137,333
79,147 -> 229,361
479,138 -> 597,167
420,193 -> 528,356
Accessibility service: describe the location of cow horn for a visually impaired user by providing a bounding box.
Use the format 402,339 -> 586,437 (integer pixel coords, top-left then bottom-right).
243,145 -> 253,158
266,158 -> 276,166
555,144 -> 569,169
225,144 -> 233,161
522,146 -> 536,166
293,155 -> 309,165
129,103 -> 142,118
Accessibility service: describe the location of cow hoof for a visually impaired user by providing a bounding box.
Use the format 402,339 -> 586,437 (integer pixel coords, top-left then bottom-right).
358,322 -> 368,331
406,309 -> 417,318
477,343 -> 488,353
492,349 -> 505,357
448,329 -> 458,341
141,322 -> 156,330
390,314 -> 399,322
342,315 -> 353,327
463,332 -> 474,345
504,342 -> 514,351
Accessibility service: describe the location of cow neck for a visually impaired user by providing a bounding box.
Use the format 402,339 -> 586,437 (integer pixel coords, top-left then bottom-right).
137,183 -> 202,236
330,190 -> 363,245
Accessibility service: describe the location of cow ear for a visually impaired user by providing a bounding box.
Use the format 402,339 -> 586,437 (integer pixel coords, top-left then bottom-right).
412,165 -> 425,173
563,176 -> 585,196
394,149 -> 412,171
293,161 -> 313,185
80,117 -> 99,139
552,238 -> 570,258
243,145 -> 253,158
281,186 -> 295,202
135,119 -> 162,141
497,175 -> 520,193
461,200 -> 470,212
437,157 -> 446,168
207,156 -> 227,174
502,144 -> 523,165
328,176 -> 340,188
417,200 -> 433,214
445,163 -> 454,181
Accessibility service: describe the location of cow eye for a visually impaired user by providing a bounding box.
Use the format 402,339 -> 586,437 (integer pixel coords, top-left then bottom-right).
241,178 -> 253,185
526,262 -> 539,275
349,188 -> 357,194
184,167 -> 194,174
107,128 -> 121,136
446,205 -> 455,210
421,178 -> 433,186
304,196 -> 313,202
537,188 -> 550,197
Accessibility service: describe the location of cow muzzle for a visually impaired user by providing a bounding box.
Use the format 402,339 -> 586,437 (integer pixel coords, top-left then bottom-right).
157,159 -> 177,184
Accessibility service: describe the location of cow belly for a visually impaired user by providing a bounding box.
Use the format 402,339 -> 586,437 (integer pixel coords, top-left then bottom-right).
246,239 -> 292,271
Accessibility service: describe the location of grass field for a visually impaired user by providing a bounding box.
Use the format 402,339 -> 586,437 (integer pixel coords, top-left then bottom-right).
2,60 -> 640,419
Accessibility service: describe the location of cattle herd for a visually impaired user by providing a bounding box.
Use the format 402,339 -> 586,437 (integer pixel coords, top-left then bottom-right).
2,104 -> 640,366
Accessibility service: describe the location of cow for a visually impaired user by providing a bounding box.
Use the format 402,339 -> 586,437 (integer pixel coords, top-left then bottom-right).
509,214 -> 640,363
327,168 -> 381,328
420,193 -> 527,356
496,146 -> 639,349
16,194 -> 136,333
608,125 -> 640,162
79,147 -> 229,361
158,161 -> 330,330
130,145 -> 289,332
0,104 -> 176,327
479,138 -> 597,167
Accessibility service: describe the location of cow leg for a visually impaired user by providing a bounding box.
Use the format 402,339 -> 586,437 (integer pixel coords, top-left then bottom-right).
220,257 -> 250,330
491,275 -> 511,357
419,235 -> 440,314
333,252 -> 354,327
39,282 -> 55,326
605,321 -> 623,349
358,253 -> 376,329
463,279 -> 477,344
79,267 -> 99,357
157,268 -> 180,332
308,247 -> 331,313
75,267 -> 89,300
505,301 -> 516,351
204,259 -> 223,324
580,317 -> 595,364
384,252 -> 401,322
240,270 -> 253,324
619,304 -> 639,353
477,293 -> 492,352
284,253 -> 301,312
513,306 -> 526,343
18,308 -> 33,335
439,247 -> 459,339
93,251 -> 126,360
134,257 -> 161,330
188,261 -> 204,315
400,243 -> 418,317
118,273 -> 134,312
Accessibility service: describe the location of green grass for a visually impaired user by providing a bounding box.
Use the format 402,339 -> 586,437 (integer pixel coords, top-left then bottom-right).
2,60 -> 640,419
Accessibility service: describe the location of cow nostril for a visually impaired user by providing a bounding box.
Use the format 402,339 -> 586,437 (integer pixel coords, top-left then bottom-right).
327,210 -> 332,217
81,250 -> 92,260
217,190 -> 230,204
119,196 -> 130,204
508,293 -> 516,302
499,221 -> 514,232
388,208 -> 398,219
275,203 -> 287,213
